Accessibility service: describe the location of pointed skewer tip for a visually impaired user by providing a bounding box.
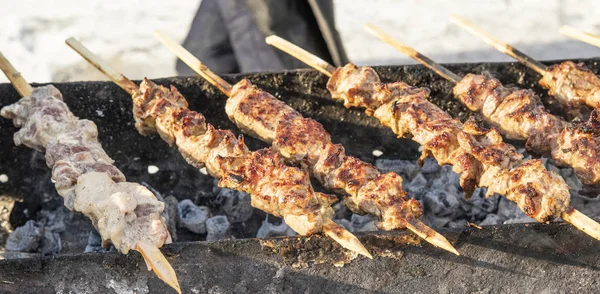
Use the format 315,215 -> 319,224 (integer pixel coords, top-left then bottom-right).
323,219 -> 373,259
137,242 -> 182,294
406,219 -> 460,256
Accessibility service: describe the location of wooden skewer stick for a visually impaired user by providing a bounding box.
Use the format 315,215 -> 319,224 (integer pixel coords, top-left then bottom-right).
64,37 -> 181,294
265,34 -> 600,249
157,30 -> 459,256
265,35 -> 337,77
137,242 -> 182,294
449,15 -> 548,76
560,25 -> 600,49
0,51 -> 33,96
562,208 -> 600,241
153,31 -> 232,96
363,24 -> 462,84
154,30 -> 374,259
65,38 -> 138,95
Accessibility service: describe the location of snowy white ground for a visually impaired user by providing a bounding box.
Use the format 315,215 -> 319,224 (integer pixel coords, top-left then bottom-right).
0,0 -> 599,84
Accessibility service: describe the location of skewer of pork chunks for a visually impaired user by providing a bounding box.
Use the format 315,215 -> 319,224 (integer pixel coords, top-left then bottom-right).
560,26 -> 600,50
264,34 -> 600,242
363,24 -> 600,187
161,33 -> 461,256
0,52 -> 181,293
153,31 -> 459,256
450,15 -> 600,115
65,38 -> 372,259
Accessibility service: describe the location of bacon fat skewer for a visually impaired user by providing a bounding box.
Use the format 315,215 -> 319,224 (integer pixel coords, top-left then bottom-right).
154,31 -> 459,256
65,38 -> 372,259
363,24 -> 600,187
450,15 -> 600,114
0,52 -> 181,293
265,34 -> 600,241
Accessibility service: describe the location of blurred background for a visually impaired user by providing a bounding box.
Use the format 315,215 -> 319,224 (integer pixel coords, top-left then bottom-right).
1,0 -> 599,83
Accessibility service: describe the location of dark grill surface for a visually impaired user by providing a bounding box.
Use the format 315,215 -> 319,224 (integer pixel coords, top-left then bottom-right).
1,59 -> 600,293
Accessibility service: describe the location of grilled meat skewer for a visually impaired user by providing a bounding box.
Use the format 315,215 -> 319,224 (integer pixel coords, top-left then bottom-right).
0,52 -> 180,293
450,15 -> 600,115
154,31 -> 459,255
66,38 -> 372,259
265,34 -> 600,241
453,73 -> 600,185
363,24 -> 600,187
328,64 -> 568,222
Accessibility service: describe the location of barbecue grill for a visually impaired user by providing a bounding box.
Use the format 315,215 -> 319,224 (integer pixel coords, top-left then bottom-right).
1,59 -> 600,293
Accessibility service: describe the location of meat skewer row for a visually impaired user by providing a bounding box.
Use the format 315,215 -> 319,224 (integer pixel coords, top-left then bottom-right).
154,31 -> 459,256
264,34 -> 600,241
65,38 -> 372,259
450,15 -> 600,115
0,52 -> 181,293
560,26 -> 600,49
363,24 -> 600,187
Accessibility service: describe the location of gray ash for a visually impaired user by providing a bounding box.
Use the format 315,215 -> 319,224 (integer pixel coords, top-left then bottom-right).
5,204 -> 71,256
6,151 -> 600,257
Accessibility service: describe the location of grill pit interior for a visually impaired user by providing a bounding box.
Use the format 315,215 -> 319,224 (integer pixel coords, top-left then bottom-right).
1,58 -> 600,293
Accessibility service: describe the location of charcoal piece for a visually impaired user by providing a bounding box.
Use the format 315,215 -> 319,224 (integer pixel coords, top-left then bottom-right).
206,216 -> 231,241
84,230 -> 113,253
497,197 -> 527,221
479,214 -> 502,226
177,200 -> 210,234
350,214 -> 377,232
40,231 -> 61,256
216,188 -> 253,224
374,159 -> 419,178
163,196 -> 179,241
5,220 -> 41,252
503,217 -> 536,224
256,218 -> 295,238
333,219 -> 353,232
406,173 -> 427,195
419,158 -> 441,175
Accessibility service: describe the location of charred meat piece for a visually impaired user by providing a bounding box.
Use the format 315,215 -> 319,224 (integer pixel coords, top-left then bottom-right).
540,61 -> 600,110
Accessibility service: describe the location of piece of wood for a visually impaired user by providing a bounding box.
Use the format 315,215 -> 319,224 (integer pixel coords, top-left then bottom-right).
322,218 -> 373,259
137,242 -> 182,294
0,51 -> 33,97
364,24 -> 462,84
265,35 -> 337,77
449,15 -> 548,75
153,31 -> 233,96
562,208 -> 600,241
560,25 -> 600,49
65,38 -> 139,95
405,218 -> 460,256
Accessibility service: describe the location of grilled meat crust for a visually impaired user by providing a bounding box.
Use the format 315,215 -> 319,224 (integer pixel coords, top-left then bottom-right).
327,63 -> 570,222
227,79 -> 423,231
540,61 -> 600,109
132,79 -> 336,235
1,85 -> 170,253
454,72 -> 600,185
